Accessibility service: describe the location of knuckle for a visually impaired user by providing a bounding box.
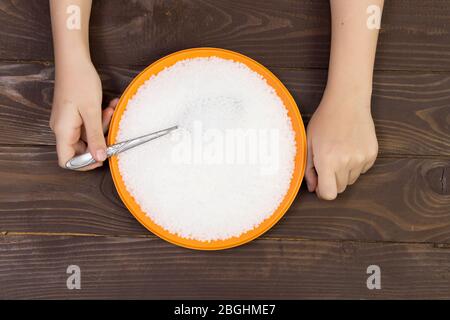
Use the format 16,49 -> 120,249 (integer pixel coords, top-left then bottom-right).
52,123 -> 66,135
338,154 -> 351,166
317,152 -> 335,167
353,153 -> 366,164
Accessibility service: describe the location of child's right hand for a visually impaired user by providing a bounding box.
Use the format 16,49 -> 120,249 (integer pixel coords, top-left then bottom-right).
50,57 -> 118,170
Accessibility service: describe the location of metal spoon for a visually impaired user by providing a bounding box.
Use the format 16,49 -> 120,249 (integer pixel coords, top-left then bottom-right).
65,126 -> 178,170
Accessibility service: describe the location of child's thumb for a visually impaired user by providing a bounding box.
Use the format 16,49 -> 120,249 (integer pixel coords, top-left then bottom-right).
82,108 -> 107,162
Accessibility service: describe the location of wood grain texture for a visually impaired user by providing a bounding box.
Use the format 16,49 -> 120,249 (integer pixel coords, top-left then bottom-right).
0,146 -> 449,243
1,62 -> 449,155
2,235 -> 450,299
0,63 -> 54,145
1,0 -> 450,70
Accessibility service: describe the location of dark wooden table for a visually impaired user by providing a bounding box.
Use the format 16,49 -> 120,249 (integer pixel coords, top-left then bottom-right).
0,0 -> 449,299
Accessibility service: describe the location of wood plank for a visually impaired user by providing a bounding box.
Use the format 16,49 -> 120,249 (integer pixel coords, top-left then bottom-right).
1,146 -> 449,243
0,63 -> 54,145
1,234 -> 450,299
1,0 -> 450,71
1,62 -> 449,155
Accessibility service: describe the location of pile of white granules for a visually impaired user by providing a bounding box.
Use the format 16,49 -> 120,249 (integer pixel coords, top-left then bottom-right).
117,57 -> 296,242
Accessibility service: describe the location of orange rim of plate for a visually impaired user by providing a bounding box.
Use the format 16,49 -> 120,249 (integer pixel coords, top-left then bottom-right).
108,48 -> 307,250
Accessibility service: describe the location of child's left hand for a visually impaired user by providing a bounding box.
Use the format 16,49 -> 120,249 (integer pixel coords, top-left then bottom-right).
305,88 -> 379,200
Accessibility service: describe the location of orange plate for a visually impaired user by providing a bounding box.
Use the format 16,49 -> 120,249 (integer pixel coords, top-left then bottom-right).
108,48 -> 307,250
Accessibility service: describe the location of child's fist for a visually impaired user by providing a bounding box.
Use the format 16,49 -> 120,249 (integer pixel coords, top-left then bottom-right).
305,89 -> 378,200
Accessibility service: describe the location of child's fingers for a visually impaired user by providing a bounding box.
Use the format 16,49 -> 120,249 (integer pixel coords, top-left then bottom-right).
304,139 -> 317,192
80,106 -> 107,162
362,158 -> 376,174
101,108 -> 114,133
109,98 -> 119,109
348,164 -> 364,185
55,137 -> 76,169
73,139 -> 87,155
72,140 -> 103,171
80,126 -> 87,143
55,137 -> 103,171
348,170 -> 361,186
79,99 -> 118,170
53,125 -> 81,168
315,165 -> 338,200
335,169 -> 349,194
81,99 -> 119,140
